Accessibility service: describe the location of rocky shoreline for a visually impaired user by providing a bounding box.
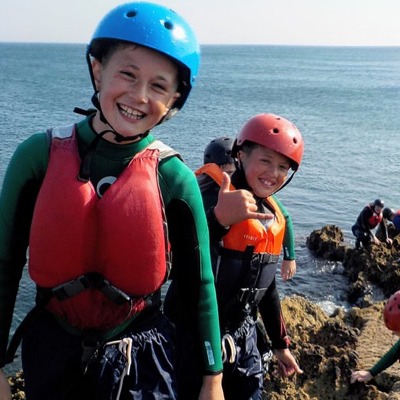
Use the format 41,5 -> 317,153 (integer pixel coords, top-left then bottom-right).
7,225 -> 400,399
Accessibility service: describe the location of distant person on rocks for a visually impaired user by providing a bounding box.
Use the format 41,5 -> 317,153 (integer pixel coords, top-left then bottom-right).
383,207 -> 400,233
351,199 -> 392,249
351,290 -> 400,384
165,113 -> 304,400
203,136 -> 236,177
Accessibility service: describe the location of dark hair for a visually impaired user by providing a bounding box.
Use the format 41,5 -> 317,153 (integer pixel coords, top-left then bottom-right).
239,140 -> 294,169
89,38 -> 134,66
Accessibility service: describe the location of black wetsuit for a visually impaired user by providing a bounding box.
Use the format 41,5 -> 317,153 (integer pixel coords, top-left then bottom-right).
352,204 -> 388,248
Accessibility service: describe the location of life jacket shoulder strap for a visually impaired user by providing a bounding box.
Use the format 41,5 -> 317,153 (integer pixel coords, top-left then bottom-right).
195,163 -> 236,191
147,140 -> 182,162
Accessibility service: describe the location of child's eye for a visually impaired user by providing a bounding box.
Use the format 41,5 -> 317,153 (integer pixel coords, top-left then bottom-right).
121,71 -> 136,79
152,82 -> 168,92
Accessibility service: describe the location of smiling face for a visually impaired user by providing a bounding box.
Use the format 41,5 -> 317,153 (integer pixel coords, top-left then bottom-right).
238,145 -> 291,198
91,44 -> 180,143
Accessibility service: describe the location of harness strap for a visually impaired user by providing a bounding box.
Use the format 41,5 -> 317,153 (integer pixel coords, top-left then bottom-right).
5,292 -> 52,364
220,246 -> 280,328
219,247 -> 279,265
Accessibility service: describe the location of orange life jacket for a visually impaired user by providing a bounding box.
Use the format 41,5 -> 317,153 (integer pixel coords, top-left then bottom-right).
29,125 -> 173,330
195,164 -> 287,326
195,163 -> 286,256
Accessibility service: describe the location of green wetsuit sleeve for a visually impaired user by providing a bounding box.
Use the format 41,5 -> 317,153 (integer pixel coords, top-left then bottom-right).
369,339 -> 400,377
0,133 -> 48,367
158,157 -> 223,374
272,195 -> 295,260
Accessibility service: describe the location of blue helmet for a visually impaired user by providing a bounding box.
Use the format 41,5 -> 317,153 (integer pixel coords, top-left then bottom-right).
87,2 -> 200,111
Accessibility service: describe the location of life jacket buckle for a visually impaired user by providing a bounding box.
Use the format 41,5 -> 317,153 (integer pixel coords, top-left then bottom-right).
51,272 -> 132,304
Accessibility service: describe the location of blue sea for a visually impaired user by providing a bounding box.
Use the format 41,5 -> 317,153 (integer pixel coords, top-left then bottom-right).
1,43 -> 400,373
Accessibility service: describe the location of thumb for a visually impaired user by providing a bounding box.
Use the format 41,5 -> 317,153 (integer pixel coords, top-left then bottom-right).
220,172 -> 231,193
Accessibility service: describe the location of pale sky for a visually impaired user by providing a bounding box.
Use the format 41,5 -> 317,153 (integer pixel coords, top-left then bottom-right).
2,0 -> 400,46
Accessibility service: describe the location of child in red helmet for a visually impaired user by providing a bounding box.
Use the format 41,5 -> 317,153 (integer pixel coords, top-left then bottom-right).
166,113 -> 304,400
351,290 -> 400,383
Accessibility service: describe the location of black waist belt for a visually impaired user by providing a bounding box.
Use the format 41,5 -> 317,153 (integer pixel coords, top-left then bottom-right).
219,248 -> 279,265
5,272 -> 153,365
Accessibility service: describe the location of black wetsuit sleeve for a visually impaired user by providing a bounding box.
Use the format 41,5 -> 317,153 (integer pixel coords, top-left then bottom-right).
257,278 -> 289,349
379,220 -> 389,241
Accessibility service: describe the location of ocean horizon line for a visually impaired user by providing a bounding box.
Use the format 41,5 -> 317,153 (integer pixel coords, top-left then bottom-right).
0,40 -> 399,49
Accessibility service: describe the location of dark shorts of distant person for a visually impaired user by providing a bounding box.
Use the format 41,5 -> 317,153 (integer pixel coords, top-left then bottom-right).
351,224 -> 372,248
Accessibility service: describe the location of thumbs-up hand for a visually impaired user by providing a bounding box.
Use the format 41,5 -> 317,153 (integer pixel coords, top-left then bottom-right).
213,172 -> 273,227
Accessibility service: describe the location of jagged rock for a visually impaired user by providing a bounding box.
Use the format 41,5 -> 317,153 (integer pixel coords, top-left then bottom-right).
306,225 -> 351,261
261,296 -> 400,399
307,224 -> 400,304
7,371 -> 25,400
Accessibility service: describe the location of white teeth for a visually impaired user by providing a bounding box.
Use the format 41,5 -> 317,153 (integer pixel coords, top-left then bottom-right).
260,179 -> 275,187
119,104 -> 144,120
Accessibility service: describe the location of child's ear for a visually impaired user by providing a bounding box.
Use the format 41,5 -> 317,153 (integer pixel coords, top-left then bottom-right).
237,150 -> 244,164
91,59 -> 102,92
169,92 -> 181,108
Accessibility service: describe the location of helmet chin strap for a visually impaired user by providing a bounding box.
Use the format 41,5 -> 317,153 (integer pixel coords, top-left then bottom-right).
90,93 -> 150,143
75,93 -> 150,183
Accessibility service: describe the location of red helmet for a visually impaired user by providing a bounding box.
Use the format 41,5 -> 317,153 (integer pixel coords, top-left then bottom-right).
383,291 -> 400,331
232,114 -> 304,170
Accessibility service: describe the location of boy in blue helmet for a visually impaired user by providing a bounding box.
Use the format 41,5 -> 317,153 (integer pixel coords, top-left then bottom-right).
0,3 -> 224,400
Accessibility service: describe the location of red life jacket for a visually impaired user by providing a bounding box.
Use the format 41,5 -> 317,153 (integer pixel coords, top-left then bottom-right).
195,163 -> 285,256
367,205 -> 383,228
29,125 -> 173,330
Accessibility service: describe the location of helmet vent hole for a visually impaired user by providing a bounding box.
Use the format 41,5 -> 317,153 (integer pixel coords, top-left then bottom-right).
164,21 -> 173,30
126,11 -> 137,18
273,128 -> 279,134
389,306 -> 393,311
293,138 -> 298,144
398,304 -> 400,310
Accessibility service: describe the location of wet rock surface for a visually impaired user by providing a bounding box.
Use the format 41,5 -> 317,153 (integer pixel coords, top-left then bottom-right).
307,224 -> 400,305
262,296 -> 400,399
8,371 -> 25,400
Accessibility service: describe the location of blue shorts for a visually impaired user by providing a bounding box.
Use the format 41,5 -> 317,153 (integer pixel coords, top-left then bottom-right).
221,317 -> 264,400
21,311 -> 177,400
